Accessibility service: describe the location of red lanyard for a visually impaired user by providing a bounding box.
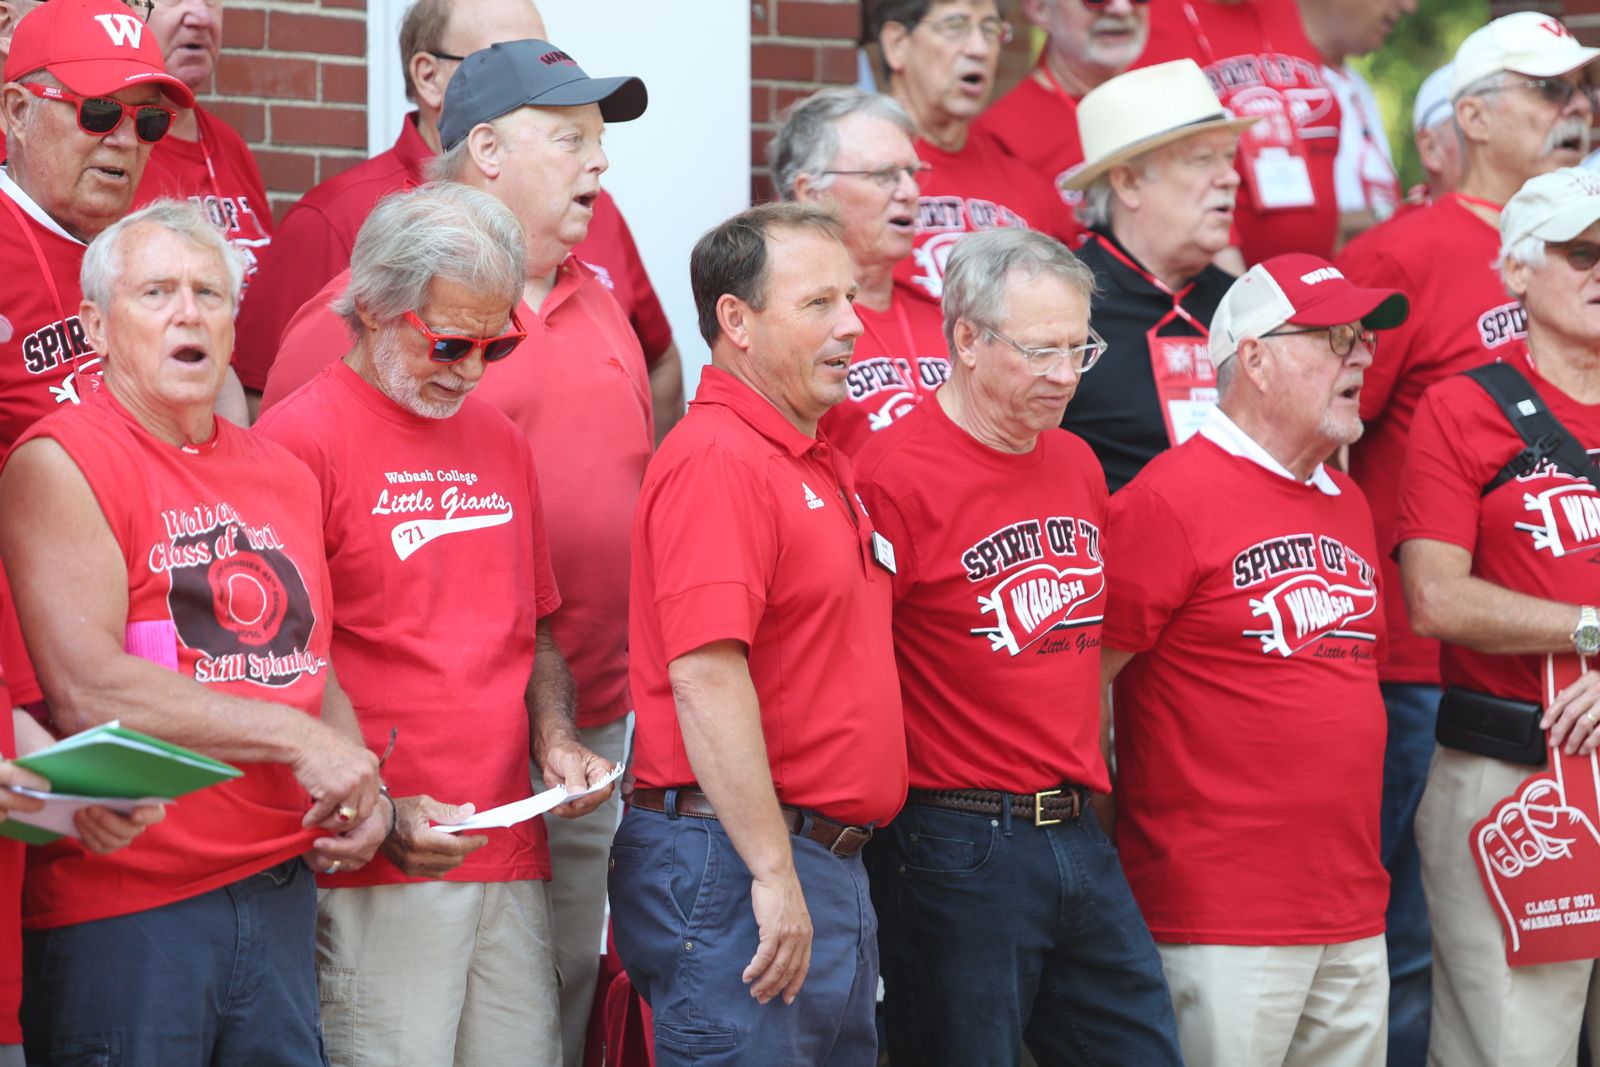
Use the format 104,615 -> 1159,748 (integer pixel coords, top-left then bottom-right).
1093,234 -> 1209,335
1,187 -> 69,329
858,298 -> 920,359
1036,59 -> 1077,106
1452,192 -> 1504,213
1181,0 -> 1275,68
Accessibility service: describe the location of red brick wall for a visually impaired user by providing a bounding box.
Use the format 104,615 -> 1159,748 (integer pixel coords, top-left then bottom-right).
749,0 -> 865,202
203,0 -> 368,221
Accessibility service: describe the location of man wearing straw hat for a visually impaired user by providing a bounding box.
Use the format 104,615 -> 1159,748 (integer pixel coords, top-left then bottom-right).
1058,58 -> 1256,492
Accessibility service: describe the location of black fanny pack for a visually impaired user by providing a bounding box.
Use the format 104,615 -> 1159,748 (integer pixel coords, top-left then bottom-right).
1435,685 -> 1547,766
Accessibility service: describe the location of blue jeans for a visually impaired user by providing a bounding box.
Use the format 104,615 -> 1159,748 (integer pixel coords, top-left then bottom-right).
1380,682 -> 1440,1067
608,803 -> 878,1066
868,801 -> 1183,1067
21,858 -> 327,1067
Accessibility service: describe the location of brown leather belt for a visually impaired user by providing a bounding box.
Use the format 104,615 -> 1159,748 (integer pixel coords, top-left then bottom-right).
628,788 -> 874,858
906,786 -> 1087,827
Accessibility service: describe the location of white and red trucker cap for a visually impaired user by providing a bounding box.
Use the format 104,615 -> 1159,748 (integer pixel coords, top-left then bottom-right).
1209,254 -> 1409,366
4,0 -> 194,108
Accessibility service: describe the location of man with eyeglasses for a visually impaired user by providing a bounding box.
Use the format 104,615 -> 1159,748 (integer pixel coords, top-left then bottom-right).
1102,253 -> 1406,1067
771,87 -> 950,456
130,0 -> 272,304
852,227 -> 1183,1067
1396,167 -> 1600,1067
975,0 -> 1149,235
1333,21 -> 1598,1064
867,0 -> 1075,304
261,40 -> 651,1067
254,182 -> 615,1067
1137,0 -> 1343,264
239,0 -> 684,441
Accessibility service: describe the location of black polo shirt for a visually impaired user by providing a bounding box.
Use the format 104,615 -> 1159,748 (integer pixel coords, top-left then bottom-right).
1064,229 -> 1236,492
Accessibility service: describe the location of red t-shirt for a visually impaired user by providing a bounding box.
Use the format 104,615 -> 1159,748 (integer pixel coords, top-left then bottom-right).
1138,0 -> 1341,263
855,398 -> 1111,794
263,260 -> 651,728
134,106 -> 273,294
0,665 -> 19,1045
1103,431 -> 1388,944
896,127 -> 1077,302
974,64 -> 1088,244
1337,194 -> 1520,684
1397,357 -> 1600,704
817,295 -> 949,457
629,367 -> 907,826
0,176 -> 95,453
235,114 -> 672,390
11,389 -> 332,929
255,362 -> 561,885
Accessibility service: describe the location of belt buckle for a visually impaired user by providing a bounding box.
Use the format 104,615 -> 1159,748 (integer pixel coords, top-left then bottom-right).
830,825 -> 873,856
1034,789 -> 1062,827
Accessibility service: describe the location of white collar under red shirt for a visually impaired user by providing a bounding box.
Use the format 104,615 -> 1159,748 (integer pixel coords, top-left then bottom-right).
0,166 -> 83,245
1198,406 -> 1342,497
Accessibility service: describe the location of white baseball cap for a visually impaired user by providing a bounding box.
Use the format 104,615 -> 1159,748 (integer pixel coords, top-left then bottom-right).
1451,12 -> 1599,99
1412,63 -> 1454,133
1210,254 -> 1408,366
1500,167 -> 1600,251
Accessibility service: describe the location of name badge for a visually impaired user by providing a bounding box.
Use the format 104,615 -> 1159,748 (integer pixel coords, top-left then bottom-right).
1249,146 -> 1315,210
871,531 -> 897,575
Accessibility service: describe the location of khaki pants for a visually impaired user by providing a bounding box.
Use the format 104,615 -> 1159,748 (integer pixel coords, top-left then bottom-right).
544,715 -> 628,1067
1417,745 -> 1600,1067
317,879 -> 561,1067
1158,935 -> 1388,1067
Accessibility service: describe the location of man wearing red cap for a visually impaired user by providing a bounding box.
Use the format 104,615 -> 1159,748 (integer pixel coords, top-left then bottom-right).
132,0 -> 274,301
1102,254 -> 1405,1066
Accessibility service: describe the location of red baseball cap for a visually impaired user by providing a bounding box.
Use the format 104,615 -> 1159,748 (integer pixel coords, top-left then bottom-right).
5,0 -> 195,108
1209,253 -> 1408,365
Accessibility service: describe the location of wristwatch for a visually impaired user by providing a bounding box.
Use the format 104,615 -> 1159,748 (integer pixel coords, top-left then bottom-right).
1573,605 -> 1600,656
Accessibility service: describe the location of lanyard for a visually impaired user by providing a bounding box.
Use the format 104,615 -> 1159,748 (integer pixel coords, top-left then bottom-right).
1036,59 -> 1077,106
857,298 -> 920,362
194,117 -> 228,215
1181,0 -> 1276,68
1,191 -> 68,328
1452,192 -> 1504,213
1093,234 -> 1209,336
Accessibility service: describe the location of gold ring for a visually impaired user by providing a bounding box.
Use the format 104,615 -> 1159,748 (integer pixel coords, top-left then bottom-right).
1585,712 -> 1597,727
336,805 -> 357,823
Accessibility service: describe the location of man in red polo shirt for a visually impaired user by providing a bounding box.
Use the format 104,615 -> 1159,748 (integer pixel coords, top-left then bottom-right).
976,0 -> 1148,222
770,87 -> 948,456
261,40 -> 651,1067
1335,20 -> 1597,1061
611,202 -> 905,1066
132,0 -> 272,294
1137,0 -> 1342,263
867,0 -> 1076,303
236,0 -> 682,437
1104,253 -> 1405,1066
855,227 -> 1181,1066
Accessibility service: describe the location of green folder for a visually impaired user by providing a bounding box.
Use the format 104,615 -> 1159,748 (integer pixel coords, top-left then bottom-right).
2,721 -> 242,845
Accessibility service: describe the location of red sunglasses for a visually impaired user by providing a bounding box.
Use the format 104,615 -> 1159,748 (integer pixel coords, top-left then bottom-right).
1082,0 -> 1150,7
24,83 -> 175,144
402,308 -> 527,364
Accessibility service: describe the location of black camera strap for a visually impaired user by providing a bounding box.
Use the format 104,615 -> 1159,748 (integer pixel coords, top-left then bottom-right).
1464,361 -> 1600,496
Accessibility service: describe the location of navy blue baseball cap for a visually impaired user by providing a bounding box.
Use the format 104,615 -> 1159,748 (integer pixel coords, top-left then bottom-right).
439,39 -> 647,151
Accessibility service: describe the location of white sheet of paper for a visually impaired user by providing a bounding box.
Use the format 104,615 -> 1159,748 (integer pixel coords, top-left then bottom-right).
4,787 -> 171,839
433,762 -> 625,834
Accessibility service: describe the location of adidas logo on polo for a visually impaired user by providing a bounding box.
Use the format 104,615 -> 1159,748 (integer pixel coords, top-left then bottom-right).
802,482 -> 824,510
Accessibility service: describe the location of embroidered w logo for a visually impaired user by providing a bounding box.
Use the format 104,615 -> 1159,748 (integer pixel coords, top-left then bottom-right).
93,13 -> 144,48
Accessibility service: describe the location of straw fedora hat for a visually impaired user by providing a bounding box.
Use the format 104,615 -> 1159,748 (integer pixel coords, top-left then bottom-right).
1063,59 -> 1260,192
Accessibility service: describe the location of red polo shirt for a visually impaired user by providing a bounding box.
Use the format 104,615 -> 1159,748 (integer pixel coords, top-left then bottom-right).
263,259 -> 652,729
0,663 -> 19,1045
235,114 -> 673,390
629,367 -> 907,827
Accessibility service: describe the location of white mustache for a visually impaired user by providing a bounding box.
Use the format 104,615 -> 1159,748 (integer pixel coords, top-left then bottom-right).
1544,118 -> 1591,156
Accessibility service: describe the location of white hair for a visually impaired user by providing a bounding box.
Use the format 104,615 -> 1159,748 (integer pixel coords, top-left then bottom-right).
1076,149 -> 1160,230
769,88 -> 916,199
80,199 -> 245,310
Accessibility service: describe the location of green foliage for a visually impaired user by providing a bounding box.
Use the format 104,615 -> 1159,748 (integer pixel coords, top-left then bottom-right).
1349,0 -> 1492,190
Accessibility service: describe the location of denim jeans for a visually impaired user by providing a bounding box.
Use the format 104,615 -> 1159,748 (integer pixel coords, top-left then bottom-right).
1379,682 -> 1440,1067
22,858 -> 326,1067
608,803 -> 878,1067
868,801 -> 1183,1067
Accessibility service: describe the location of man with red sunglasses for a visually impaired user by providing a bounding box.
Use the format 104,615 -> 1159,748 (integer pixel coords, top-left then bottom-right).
976,0 -> 1149,232
255,180 -> 616,1067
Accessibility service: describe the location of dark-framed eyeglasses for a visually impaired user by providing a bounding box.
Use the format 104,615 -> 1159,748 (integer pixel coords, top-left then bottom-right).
119,0 -> 154,21
1476,77 -> 1598,111
23,82 -> 175,143
401,309 -> 527,364
983,323 -> 1107,376
820,162 -> 931,190
428,50 -> 468,63
1262,322 -> 1378,358
914,13 -> 1014,46
1548,241 -> 1600,273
